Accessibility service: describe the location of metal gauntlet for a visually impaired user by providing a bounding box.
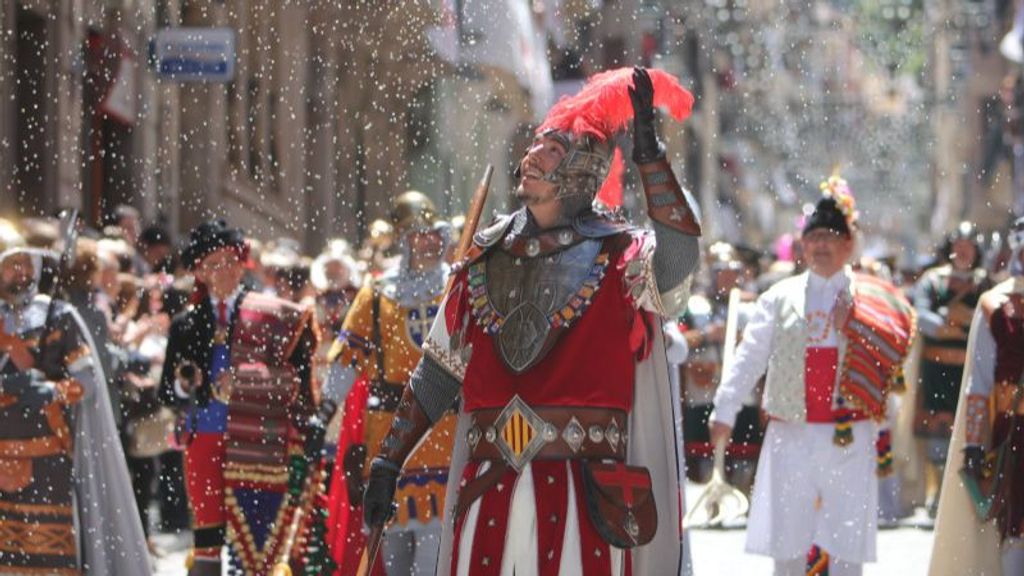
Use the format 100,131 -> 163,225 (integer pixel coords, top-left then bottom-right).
638,158 -> 701,237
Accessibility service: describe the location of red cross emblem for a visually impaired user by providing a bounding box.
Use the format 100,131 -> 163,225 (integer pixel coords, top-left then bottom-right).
592,462 -> 650,508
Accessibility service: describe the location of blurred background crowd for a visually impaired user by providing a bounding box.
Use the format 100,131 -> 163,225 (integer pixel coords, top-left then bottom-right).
0,199 -> 1015,556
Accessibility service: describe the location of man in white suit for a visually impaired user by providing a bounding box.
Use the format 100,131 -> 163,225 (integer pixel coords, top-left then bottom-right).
710,178 -> 915,576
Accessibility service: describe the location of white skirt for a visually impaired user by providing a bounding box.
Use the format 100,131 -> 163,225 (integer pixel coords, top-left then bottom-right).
745,420 -> 878,564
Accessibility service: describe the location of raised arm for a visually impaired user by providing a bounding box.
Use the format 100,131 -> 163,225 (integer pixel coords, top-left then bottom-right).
629,67 -> 702,316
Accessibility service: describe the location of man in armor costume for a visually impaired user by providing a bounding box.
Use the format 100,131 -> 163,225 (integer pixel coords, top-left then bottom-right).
711,178 -> 916,576
323,191 -> 456,575
0,247 -> 151,575
930,216 -> 1024,576
361,67 -> 701,576
679,242 -> 762,492
913,221 -> 992,510
160,220 -> 320,576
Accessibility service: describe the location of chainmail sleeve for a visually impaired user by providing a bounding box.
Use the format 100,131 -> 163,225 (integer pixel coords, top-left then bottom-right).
652,221 -> 701,309
409,355 -> 462,424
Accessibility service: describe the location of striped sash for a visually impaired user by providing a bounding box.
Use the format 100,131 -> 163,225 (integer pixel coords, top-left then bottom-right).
839,274 -> 916,417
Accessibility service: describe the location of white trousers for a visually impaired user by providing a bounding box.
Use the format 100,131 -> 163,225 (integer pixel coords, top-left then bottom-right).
746,420 -> 878,564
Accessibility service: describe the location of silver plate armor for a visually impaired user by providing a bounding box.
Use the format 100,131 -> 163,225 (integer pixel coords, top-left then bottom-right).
485,238 -> 602,372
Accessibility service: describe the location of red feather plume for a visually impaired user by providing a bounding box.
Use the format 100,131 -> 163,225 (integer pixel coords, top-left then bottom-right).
596,148 -> 625,208
537,67 -> 694,140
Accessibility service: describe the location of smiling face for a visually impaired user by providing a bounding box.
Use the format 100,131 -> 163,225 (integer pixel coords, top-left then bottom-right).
514,135 -> 567,207
407,229 -> 446,272
801,229 -> 855,278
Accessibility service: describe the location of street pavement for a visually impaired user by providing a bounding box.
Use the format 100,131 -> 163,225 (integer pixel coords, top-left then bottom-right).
152,482 -> 936,575
153,526 -> 934,575
688,523 -> 934,576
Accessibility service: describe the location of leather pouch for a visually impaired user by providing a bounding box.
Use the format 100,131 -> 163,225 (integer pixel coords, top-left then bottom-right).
581,461 -> 657,548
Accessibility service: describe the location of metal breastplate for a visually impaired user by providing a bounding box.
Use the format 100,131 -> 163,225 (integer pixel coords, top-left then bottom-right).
483,239 -> 602,373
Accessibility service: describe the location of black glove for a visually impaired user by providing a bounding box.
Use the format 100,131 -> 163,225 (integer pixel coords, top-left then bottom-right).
1,370 -> 55,410
304,413 -> 328,464
363,456 -> 400,527
962,445 -> 985,480
628,66 -> 664,164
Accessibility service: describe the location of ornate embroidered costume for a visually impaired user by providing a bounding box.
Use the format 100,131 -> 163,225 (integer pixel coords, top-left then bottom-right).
324,191 -> 456,576
678,243 -> 761,490
931,216 -> 1024,576
360,67 -> 702,576
0,248 -> 150,575
160,221 -> 320,576
913,223 -> 991,452
711,180 -> 915,575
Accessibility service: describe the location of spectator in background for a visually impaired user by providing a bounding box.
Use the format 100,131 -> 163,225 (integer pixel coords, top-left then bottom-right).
114,204 -> 142,248
19,216 -> 58,248
67,238 -> 119,412
138,225 -> 175,274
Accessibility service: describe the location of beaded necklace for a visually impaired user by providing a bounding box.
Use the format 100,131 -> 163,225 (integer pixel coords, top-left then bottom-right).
806,294 -> 839,345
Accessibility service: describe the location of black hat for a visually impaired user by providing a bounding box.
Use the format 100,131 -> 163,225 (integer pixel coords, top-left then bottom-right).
181,219 -> 247,270
139,225 -> 172,248
803,197 -> 851,237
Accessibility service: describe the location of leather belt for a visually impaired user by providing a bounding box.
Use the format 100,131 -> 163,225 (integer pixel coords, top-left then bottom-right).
466,396 -> 627,472
922,346 -> 967,366
367,381 -> 405,412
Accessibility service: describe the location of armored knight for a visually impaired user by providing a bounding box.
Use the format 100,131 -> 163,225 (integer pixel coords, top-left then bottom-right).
679,242 -> 761,492
930,216 -> 1024,576
0,247 -> 150,575
159,220 -> 320,576
360,67 -> 701,575
323,191 -> 456,576
913,222 -> 992,509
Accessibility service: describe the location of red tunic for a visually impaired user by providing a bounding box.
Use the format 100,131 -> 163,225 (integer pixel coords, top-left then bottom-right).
461,255 -> 639,412
445,234 -> 651,576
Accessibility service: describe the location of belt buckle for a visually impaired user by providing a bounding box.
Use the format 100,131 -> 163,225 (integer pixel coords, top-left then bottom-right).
492,395 -> 551,472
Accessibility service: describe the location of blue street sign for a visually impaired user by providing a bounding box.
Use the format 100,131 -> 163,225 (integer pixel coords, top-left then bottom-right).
154,28 -> 235,82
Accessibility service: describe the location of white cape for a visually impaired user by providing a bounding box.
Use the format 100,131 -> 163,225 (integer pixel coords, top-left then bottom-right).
928,307 -> 1002,576
435,329 -> 691,575
66,302 -> 153,575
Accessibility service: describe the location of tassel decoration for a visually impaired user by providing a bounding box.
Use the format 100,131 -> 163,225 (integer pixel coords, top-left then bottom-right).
876,429 -> 894,477
806,544 -> 830,575
833,397 -> 854,447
